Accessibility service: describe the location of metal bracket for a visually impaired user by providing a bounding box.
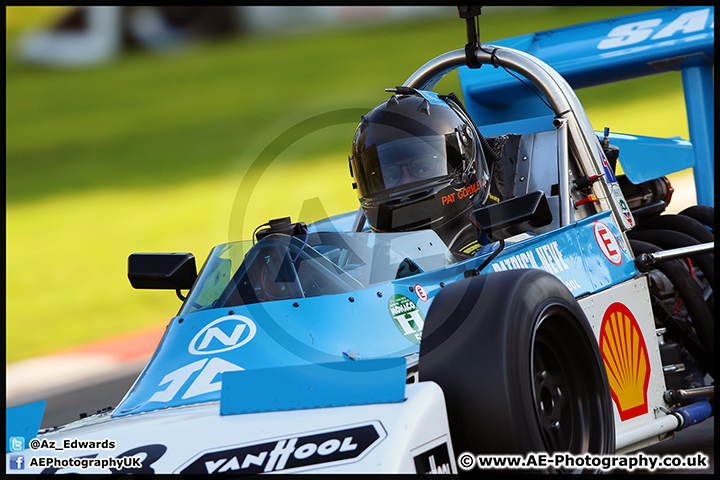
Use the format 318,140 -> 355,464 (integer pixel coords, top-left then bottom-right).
458,6 -> 483,69
635,242 -> 714,270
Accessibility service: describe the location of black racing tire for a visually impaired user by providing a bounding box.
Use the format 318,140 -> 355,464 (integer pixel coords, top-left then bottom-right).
635,213 -> 713,245
419,269 -> 614,473
679,205 -> 714,231
630,239 -> 714,375
627,228 -> 714,291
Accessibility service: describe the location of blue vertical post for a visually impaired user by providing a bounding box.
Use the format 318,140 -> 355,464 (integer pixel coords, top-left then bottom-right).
681,64 -> 714,207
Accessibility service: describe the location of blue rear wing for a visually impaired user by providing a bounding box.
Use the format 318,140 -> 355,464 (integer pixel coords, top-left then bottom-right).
459,6 -> 714,205
598,133 -> 694,185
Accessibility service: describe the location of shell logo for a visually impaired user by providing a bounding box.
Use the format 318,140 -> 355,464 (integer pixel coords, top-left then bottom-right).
599,302 -> 651,421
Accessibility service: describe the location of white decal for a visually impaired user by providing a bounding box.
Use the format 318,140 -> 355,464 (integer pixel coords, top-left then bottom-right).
395,309 -> 425,337
651,9 -> 710,39
179,424 -> 383,474
598,19 -> 661,49
149,358 -> 244,403
428,455 -> 452,474
189,315 -> 257,355
594,221 -> 623,265
564,279 -> 582,292
218,457 -> 241,473
149,359 -> 207,403
597,9 -> 711,50
182,357 -> 244,399
491,241 -> 569,275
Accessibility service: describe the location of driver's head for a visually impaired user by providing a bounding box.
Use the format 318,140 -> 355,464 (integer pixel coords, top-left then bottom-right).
349,89 -> 489,232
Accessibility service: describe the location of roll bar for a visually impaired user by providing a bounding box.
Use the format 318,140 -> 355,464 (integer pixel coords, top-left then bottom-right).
402,46 -> 631,231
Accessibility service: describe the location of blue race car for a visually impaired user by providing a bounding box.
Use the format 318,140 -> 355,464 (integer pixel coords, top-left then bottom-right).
7,6 -> 713,474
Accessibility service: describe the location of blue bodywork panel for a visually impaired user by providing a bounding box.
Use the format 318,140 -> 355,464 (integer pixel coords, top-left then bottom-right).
484,211 -> 635,297
599,132 -> 694,184
6,401 -> 45,453
220,358 -> 406,415
113,287 -> 419,417
113,211 -> 635,417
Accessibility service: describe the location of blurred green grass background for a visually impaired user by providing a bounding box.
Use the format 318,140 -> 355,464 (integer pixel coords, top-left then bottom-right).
6,6 -> 690,363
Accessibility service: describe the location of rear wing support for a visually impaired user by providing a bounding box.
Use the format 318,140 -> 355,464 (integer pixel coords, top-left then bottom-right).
682,64 -> 714,206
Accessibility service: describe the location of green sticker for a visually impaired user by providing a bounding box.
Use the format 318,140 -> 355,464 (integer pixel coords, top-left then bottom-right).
389,294 -> 425,344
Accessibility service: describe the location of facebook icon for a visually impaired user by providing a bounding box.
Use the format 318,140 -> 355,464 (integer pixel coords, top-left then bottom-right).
9,454 -> 25,470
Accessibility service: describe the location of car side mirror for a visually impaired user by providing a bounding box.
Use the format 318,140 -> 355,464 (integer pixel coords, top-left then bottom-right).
470,191 -> 553,242
128,253 -> 197,290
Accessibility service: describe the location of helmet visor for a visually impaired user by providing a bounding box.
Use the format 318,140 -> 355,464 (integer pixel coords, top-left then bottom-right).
355,135 -> 467,197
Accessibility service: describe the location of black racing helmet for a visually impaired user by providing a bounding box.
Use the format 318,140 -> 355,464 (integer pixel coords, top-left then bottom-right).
350,89 -> 489,233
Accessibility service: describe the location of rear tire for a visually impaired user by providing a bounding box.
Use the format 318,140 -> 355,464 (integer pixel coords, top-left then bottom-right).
419,269 -> 614,473
679,205 -> 714,231
630,239 -> 714,376
629,205 -> 714,376
635,213 -> 713,244
627,228 -> 714,291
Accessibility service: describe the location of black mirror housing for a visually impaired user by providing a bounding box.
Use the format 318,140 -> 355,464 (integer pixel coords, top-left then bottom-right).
128,253 -> 197,290
470,191 -> 553,242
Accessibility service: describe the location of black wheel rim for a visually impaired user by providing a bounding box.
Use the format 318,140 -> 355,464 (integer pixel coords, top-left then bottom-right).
531,306 -> 609,458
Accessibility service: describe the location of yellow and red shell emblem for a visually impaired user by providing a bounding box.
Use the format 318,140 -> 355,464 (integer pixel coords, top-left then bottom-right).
599,302 -> 651,421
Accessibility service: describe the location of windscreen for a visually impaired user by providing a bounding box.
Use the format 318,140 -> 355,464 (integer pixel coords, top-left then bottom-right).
180,230 -> 458,315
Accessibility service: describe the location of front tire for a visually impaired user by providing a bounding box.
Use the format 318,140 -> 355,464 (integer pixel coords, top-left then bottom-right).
419,269 -> 614,472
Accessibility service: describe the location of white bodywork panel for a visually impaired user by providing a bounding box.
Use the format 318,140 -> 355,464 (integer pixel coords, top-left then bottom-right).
8,381 -> 456,475
578,275 -> 669,451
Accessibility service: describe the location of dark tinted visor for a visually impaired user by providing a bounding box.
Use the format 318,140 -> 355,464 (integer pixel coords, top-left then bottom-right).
355,134 -> 468,197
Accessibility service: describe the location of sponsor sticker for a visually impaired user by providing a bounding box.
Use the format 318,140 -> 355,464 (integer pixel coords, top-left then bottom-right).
179,423 -> 384,474
388,294 -> 425,344
490,240 -> 569,275
148,357 -> 244,403
414,442 -> 452,474
189,315 -> 257,355
618,198 -> 632,222
597,8 -> 712,51
415,284 -> 428,302
597,144 -> 618,184
593,221 -> 623,265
